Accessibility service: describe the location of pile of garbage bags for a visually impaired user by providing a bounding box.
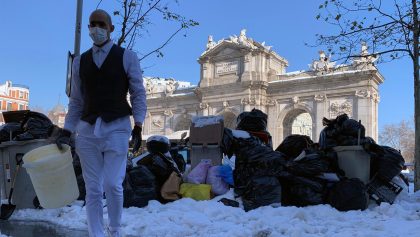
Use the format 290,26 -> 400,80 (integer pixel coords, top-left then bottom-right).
124,135 -> 181,207
0,110 -> 54,142
222,112 -> 407,212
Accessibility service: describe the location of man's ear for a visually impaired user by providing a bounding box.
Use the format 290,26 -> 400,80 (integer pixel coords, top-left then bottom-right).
110,25 -> 115,33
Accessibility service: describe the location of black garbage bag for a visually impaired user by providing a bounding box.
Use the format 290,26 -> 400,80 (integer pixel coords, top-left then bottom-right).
14,111 -> 53,141
368,145 -> 405,182
0,122 -> 22,142
286,150 -> 330,177
137,153 -> 177,188
319,114 -> 366,149
275,135 -> 313,160
242,176 -> 282,211
327,178 -> 369,211
236,108 -> 268,132
123,165 -> 157,208
221,128 -> 289,197
170,147 -> 186,173
281,176 -> 326,207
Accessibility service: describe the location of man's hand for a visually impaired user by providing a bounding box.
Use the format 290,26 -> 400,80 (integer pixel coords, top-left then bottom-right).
131,124 -> 142,154
56,129 -> 72,150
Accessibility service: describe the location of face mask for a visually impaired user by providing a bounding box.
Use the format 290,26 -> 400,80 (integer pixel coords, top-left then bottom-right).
89,27 -> 108,45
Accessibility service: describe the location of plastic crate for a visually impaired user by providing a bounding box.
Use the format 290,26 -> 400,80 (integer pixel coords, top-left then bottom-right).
366,176 -> 403,205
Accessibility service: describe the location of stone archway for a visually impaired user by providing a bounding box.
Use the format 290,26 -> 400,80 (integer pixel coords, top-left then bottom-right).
174,114 -> 192,131
281,108 -> 314,140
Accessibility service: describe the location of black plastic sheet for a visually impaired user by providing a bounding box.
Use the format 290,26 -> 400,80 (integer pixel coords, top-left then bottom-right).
327,178 -> 369,211
236,108 -> 268,132
275,135 -> 313,160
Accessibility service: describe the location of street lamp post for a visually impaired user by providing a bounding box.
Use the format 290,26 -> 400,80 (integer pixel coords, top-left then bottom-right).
74,0 -> 83,56
66,0 -> 83,97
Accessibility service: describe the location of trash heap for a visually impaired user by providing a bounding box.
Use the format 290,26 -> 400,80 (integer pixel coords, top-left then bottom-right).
222,112 -> 407,211
123,135 -> 182,207
117,110 -> 407,212
0,110 -> 55,142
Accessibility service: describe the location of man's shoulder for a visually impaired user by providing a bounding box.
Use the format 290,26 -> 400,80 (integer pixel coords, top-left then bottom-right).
80,48 -> 93,57
121,47 -> 139,60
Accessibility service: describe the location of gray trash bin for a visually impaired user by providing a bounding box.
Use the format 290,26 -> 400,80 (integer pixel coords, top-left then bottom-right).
333,145 -> 370,184
0,139 -> 52,209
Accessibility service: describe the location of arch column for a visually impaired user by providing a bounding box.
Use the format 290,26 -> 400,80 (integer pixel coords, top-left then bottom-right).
313,94 -> 328,142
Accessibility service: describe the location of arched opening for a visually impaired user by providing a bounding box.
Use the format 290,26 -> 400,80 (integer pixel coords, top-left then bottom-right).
174,114 -> 192,132
283,109 -> 313,140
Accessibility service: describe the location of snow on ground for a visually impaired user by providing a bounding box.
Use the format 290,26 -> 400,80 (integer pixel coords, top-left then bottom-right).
7,186 -> 420,237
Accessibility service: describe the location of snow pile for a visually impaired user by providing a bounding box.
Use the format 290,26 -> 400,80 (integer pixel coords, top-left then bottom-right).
192,116 -> 223,128
231,129 -> 250,139
7,188 -> 420,237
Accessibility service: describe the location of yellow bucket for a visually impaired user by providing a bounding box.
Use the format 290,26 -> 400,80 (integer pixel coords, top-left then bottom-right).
22,144 -> 79,209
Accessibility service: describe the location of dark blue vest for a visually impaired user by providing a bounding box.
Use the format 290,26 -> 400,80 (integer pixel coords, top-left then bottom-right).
79,44 -> 132,124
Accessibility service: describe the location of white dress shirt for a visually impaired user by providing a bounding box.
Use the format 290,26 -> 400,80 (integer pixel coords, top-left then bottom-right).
64,40 -> 147,137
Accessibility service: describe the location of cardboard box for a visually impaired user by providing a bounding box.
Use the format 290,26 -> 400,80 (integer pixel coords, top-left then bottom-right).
189,116 -> 224,169
189,116 -> 224,146
190,145 -> 223,169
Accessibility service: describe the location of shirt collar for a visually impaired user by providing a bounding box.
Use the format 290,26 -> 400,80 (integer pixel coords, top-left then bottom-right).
92,40 -> 114,54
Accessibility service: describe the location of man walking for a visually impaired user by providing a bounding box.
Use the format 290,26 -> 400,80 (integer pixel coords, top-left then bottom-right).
56,9 -> 147,237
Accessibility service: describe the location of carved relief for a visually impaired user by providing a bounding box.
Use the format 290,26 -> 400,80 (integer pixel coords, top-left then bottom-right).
355,89 -> 371,98
309,50 -> 336,73
372,91 -> 380,102
165,78 -> 176,95
206,35 -> 216,50
329,100 -> 353,118
265,99 -> 277,106
314,94 -> 327,102
352,42 -> 378,67
163,109 -> 173,117
292,96 -> 300,105
223,101 -> 230,108
241,97 -> 257,105
152,118 -> 162,128
145,80 -> 153,94
241,98 -> 250,105
199,102 -> 209,110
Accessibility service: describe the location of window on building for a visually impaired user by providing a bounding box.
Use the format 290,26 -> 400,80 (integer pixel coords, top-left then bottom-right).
7,102 -> 12,111
18,104 -> 24,110
19,91 -> 24,99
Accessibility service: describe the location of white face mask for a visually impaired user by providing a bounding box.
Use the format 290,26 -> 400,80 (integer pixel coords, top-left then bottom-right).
89,27 -> 108,45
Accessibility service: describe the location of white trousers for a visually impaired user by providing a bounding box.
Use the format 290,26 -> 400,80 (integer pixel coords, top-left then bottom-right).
76,131 -> 130,237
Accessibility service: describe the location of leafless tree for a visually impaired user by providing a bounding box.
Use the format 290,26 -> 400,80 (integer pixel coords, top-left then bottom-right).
315,0 -> 420,190
99,0 -> 198,61
379,119 -> 415,164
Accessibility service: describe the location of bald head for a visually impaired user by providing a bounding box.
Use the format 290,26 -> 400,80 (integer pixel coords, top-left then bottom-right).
90,9 -> 112,26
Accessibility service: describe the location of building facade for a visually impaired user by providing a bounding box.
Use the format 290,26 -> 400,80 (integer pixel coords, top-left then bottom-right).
143,30 -> 384,148
48,104 -> 67,128
0,81 -> 29,122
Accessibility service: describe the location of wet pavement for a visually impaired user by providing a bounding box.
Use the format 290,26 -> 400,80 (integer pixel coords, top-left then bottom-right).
0,220 -> 88,237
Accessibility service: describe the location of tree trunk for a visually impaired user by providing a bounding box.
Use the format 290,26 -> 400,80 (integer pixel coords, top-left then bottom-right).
412,0 -> 420,191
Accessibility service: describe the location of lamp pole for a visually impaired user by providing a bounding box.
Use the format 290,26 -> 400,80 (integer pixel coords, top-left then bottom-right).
74,0 -> 83,56
66,0 -> 83,97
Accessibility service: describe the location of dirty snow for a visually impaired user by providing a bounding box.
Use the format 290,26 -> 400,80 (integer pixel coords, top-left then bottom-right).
7,185 -> 420,237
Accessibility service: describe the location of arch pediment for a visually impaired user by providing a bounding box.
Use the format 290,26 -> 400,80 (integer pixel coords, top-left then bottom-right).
199,41 -> 250,61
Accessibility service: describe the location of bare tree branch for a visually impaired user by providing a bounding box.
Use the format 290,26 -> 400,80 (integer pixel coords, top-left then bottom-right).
139,24 -> 183,61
